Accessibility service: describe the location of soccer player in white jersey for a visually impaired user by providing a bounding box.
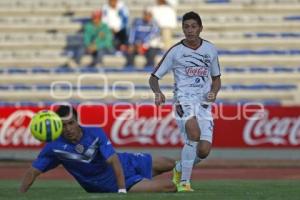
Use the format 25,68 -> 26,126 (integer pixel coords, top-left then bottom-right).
149,11 -> 221,192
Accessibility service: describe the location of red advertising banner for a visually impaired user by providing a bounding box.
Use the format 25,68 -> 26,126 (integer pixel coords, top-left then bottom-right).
0,104 -> 299,148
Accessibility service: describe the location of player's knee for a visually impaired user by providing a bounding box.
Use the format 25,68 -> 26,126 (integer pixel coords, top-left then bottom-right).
197,149 -> 209,159
197,146 -> 210,159
197,141 -> 211,159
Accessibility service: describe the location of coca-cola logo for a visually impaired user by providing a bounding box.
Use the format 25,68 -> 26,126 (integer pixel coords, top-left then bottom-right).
243,110 -> 300,146
0,110 -> 41,146
111,109 -> 184,146
185,66 -> 208,77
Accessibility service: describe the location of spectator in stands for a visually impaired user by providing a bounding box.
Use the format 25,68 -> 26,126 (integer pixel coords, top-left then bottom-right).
74,10 -> 114,67
125,9 -> 162,68
102,0 -> 129,52
151,0 -> 177,51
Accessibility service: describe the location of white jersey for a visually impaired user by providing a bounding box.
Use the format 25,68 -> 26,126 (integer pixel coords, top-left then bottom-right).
152,39 -> 221,103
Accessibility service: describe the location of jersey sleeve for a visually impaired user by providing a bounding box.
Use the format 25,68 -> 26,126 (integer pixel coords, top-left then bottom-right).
96,128 -> 116,160
152,46 -> 176,79
211,47 -> 221,77
32,143 -> 60,172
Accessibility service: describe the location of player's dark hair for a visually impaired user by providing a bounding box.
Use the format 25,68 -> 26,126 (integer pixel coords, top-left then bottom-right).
182,11 -> 202,27
55,105 -> 78,121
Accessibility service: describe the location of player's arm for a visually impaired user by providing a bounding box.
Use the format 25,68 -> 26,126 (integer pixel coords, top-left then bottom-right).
149,75 -> 165,105
207,46 -> 222,103
149,45 -> 175,105
207,75 -> 221,102
19,166 -> 42,193
106,154 -> 127,193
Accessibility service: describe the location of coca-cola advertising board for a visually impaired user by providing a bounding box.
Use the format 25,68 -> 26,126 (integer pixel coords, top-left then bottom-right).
0,104 -> 299,148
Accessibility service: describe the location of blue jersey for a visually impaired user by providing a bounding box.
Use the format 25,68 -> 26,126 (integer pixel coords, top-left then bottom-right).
128,18 -> 160,45
32,126 -> 152,192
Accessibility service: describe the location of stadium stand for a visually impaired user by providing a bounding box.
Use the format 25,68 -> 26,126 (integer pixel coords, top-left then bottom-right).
0,0 -> 299,105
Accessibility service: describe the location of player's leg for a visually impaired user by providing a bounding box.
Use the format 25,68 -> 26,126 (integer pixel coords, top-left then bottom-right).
178,116 -> 199,191
183,116 -> 200,178
129,178 -> 176,192
196,118 -> 213,159
152,156 -> 175,177
174,103 -> 200,191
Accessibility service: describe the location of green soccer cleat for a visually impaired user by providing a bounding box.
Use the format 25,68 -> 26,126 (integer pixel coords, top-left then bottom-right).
177,182 -> 194,192
172,167 -> 181,185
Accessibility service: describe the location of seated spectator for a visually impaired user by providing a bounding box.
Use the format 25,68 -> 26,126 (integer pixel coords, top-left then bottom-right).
102,0 -> 129,52
125,9 -> 162,68
74,10 -> 114,67
151,0 -> 177,51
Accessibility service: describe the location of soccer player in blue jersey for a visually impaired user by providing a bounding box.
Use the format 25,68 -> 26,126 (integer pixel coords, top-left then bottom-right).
19,105 -> 176,193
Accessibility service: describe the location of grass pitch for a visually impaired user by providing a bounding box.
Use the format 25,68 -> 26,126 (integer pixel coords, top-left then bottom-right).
1,180 -> 300,200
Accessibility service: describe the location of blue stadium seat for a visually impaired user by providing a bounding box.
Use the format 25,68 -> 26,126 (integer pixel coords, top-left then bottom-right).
32,67 -> 52,74
205,0 -> 230,3
13,84 -> 32,90
284,16 -> 300,21
54,67 -> 76,73
36,84 -> 51,90
0,85 -> 11,90
7,68 -> 27,74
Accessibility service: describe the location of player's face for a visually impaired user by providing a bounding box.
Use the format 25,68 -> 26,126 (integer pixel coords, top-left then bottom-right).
61,118 -> 82,142
182,19 -> 202,42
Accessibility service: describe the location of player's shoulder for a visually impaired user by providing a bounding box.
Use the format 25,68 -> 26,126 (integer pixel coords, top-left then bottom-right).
164,40 -> 183,55
202,39 -> 218,55
41,138 -> 62,153
202,39 -> 217,48
81,126 -> 106,138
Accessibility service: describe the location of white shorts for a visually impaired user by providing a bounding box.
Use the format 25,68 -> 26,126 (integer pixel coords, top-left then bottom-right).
174,102 -> 214,143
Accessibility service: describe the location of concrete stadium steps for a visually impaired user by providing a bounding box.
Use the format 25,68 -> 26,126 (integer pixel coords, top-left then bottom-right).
96,55 -> 300,68
212,39 -> 300,49
2,36 -> 300,50
0,22 -> 300,33
0,51 -> 300,68
0,2 -> 300,16
176,4 -> 300,16
1,19 -> 298,33
0,24 -> 81,33
0,88 -> 298,105
171,22 -> 300,33
1,72 -> 299,85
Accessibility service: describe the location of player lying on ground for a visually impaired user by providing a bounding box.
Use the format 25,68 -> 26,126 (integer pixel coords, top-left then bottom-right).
19,105 -> 176,193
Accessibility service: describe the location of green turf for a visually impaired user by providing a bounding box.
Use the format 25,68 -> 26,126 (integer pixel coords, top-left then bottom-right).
1,180 -> 300,200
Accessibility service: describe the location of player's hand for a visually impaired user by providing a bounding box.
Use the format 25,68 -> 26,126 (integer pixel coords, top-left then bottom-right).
206,91 -> 216,102
155,92 -> 165,106
87,45 -> 96,53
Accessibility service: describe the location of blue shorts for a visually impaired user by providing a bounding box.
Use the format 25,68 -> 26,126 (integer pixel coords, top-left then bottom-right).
118,152 -> 153,191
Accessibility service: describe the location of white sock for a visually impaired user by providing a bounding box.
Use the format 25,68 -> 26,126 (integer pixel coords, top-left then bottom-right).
175,142 -> 202,175
175,156 -> 202,173
194,156 -> 202,165
175,161 -> 182,172
180,141 -> 198,183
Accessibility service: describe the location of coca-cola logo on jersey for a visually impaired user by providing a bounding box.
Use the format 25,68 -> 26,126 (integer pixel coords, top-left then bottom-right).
110,109 -> 184,146
185,66 -> 208,77
0,110 -> 41,146
243,110 -> 300,146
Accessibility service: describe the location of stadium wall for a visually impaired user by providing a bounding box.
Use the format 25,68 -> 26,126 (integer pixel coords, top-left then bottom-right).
0,104 -> 300,160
